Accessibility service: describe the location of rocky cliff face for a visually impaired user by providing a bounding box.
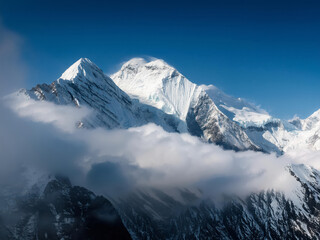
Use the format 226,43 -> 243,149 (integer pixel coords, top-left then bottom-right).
0,176 -> 132,240
2,164 -> 320,240
115,164 -> 320,240
111,57 -> 258,151
20,58 -> 182,133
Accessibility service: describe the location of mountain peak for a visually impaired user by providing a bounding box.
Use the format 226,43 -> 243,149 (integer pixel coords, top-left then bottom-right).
59,58 -> 103,83
121,57 -> 147,70
145,58 -> 172,69
78,57 -> 92,64
112,57 -> 203,120
308,108 -> 320,119
120,57 -> 173,72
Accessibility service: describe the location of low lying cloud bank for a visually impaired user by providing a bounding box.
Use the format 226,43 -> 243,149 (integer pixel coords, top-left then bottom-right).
2,94 -> 317,201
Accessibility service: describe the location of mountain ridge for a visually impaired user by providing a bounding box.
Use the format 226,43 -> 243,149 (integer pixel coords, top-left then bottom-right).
112,57 -> 320,154
5,56 -> 320,240
12,56 -> 320,153
112,57 -> 258,151
17,57 -> 258,151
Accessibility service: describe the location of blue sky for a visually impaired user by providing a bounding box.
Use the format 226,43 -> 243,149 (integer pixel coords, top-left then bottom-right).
1,0 -> 320,119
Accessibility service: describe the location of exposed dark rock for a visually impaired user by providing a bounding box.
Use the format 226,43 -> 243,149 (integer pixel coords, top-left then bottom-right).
0,177 -> 132,240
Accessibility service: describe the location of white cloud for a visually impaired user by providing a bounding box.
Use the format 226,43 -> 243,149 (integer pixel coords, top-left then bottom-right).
5,93 -> 91,133
4,96 -> 304,199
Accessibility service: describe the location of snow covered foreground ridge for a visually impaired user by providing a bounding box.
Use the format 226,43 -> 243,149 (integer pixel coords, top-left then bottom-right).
15,57 -> 320,153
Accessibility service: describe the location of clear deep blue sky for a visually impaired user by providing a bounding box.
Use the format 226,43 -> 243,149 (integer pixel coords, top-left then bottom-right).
1,0 -> 320,119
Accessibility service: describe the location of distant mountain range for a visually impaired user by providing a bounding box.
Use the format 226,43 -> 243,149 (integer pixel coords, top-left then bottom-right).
17,57 -> 320,154
4,57 -> 320,239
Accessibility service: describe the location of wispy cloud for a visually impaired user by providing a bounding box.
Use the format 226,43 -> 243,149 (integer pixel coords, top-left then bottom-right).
6,93 -> 91,133
0,20 -> 27,96
3,95 -> 304,200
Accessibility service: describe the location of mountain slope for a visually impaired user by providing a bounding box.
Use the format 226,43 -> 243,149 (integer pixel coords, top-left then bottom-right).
200,82 -> 320,154
284,110 -> 320,152
201,84 -> 271,127
111,58 -> 258,151
13,57 -> 320,153
12,57 -> 259,151
115,164 -> 320,240
111,58 -> 201,122
0,176 -> 132,240
110,57 -> 320,154
18,58 -> 182,132
199,84 -> 302,154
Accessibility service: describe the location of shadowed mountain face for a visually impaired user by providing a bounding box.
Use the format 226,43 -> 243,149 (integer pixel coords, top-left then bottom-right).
2,164 -> 320,240
115,164 -> 320,240
0,176 -> 132,240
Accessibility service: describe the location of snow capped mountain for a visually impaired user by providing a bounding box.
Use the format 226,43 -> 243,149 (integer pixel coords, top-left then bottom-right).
197,83 -> 308,154
112,58 -> 202,121
111,57 -> 305,153
297,109 -> 320,131
200,81 -> 320,154
18,58 -> 182,132
11,57 -> 259,151
200,84 -> 271,127
284,110 -> 320,152
111,57 -> 258,151
11,56 -> 320,153
241,108 -> 320,154
199,84 -> 293,154
24,58 -> 139,129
